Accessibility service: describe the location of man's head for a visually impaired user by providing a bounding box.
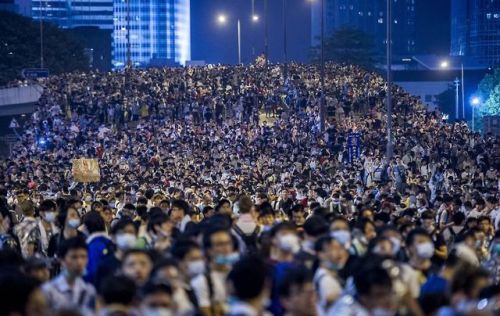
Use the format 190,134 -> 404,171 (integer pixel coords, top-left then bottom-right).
315,235 -> 349,271
38,200 -> 58,224
122,249 -> 153,286
354,259 -> 395,314
170,239 -> 205,278
270,222 -> 300,258
228,254 -> 269,304
170,199 -> 190,223
406,228 -> 435,261
57,237 -> 88,279
140,280 -> 176,316
111,217 -> 138,251
279,267 -> 316,316
215,199 -> 232,215
99,275 -> 137,308
203,228 -> 236,269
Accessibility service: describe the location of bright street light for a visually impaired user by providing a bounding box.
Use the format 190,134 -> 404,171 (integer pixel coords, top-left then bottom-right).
440,60 -> 449,69
217,14 -> 227,24
470,96 -> 481,132
471,96 -> 481,106
252,14 -> 259,22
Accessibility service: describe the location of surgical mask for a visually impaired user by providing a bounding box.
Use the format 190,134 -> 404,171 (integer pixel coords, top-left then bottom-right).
43,212 -> 56,223
67,218 -> 81,229
331,230 -> 351,249
326,259 -> 344,271
187,260 -> 206,277
116,233 -> 137,250
371,308 -> 396,316
416,242 -> 435,259
278,234 -> 301,254
390,237 -> 401,255
142,307 -> 174,316
214,253 -> 239,266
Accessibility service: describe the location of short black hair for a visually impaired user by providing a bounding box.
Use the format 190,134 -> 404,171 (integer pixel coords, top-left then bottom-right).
83,211 -> 106,234
39,200 -> 57,213
353,258 -> 392,296
278,266 -> 312,298
147,213 -> 169,234
57,236 -> 87,259
215,199 -> 230,213
406,227 -> 431,246
270,221 -> 296,238
122,249 -> 152,265
0,273 -> 40,315
141,279 -> 173,298
111,217 -> 137,235
171,199 -> 190,215
170,239 -> 201,261
314,235 -> 334,253
228,254 -> 269,300
202,227 -> 232,250
99,275 -> 137,305
303,215 -> 329,237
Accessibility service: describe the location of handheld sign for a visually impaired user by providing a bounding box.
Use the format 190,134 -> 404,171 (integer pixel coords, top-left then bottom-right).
72,159 -> 101,183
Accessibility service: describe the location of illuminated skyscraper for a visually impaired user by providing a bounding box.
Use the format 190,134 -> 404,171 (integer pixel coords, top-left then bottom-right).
112,0 -> 190,68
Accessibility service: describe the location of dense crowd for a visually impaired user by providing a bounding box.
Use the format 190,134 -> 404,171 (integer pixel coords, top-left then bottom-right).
0,63 -> 499,316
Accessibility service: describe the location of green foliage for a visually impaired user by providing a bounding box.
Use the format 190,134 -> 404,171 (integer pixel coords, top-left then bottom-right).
311,27 -> 377,68
476,68 -> 500,117
0,11 -> 89,85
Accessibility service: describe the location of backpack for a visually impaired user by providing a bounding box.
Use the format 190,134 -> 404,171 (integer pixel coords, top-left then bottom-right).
233,224 -> 260,253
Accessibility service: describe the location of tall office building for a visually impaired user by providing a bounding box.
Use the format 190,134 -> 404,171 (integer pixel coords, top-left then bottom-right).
112,0 -> 190,68
311,0 -> 416,56
31,0 -> 113,29
451,0 -> 500,67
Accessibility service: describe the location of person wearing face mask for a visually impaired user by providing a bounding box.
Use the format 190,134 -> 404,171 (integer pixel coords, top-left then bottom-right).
328,258 -> 397,316
420,211 -> 448,265
95,218 -> 138,289
42,237 -> 96,315
296,216 -> 329,270
0,205 -> 21,253
314,236 -> 348,315
351,218 -> 376,257
97,275 -> 138,316
191,228 -> 238,316
268,222 -> 301,316
406,228 -> 438,288
37,200 -> 60,256
14,199 -> 43,258
47,207 -> 85,259
140,280 -> 177,316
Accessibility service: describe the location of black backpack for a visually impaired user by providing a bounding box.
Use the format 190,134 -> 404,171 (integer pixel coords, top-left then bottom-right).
233,224 -> 260,253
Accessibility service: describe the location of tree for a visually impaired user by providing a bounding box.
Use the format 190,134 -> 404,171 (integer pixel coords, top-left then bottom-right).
311,27 -> 377,68
476,68 -> 500,117
0,11 -> 89,85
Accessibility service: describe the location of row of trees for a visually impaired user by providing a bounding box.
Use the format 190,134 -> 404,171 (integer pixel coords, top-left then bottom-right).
0,11 -> 88,86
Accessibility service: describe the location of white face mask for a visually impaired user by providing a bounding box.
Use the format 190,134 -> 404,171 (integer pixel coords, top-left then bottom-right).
371,308 -> 396,316
142,307 -> 174,316
331,230 -> 352,249
67,218 -> 81,229
43,212 -> 56,223
116,233 -> 137,250
278,234 -> 301,254
416,242 -> 435,259
390,237 -> 401,255
187,259 -> 205,277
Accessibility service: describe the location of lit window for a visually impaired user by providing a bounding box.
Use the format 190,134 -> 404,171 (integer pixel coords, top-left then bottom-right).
394,19 -> 398,24
486,13 -> 491,19
494,13 -> 499,19
378,18 -> 383,23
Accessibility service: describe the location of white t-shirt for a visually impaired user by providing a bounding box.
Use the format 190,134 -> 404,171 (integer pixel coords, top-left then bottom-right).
314,267 -> 342,316
191,270 -> 228,309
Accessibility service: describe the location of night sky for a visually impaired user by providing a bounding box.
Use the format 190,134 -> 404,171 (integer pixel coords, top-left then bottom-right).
190,0 -> 451,64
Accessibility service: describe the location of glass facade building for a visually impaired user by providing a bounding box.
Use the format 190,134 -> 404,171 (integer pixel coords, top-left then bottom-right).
31,0 -> 113,30
112,0 -> 190,68
451,0 -> 500,67
311,0 -> 416,56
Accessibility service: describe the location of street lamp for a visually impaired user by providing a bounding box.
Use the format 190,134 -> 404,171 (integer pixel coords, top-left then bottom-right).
217,14 -> 258,65
307,0 -> 325,132
217,14 -> 227,24
471,96 -> 481,131
252,14 -> 259,22
439,59 -> 465,119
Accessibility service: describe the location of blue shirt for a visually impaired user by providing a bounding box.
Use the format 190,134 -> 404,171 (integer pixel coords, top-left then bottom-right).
420,274 -> 448,296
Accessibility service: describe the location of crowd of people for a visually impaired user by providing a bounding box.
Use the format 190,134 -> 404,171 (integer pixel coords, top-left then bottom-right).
0,62 -> 498,316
